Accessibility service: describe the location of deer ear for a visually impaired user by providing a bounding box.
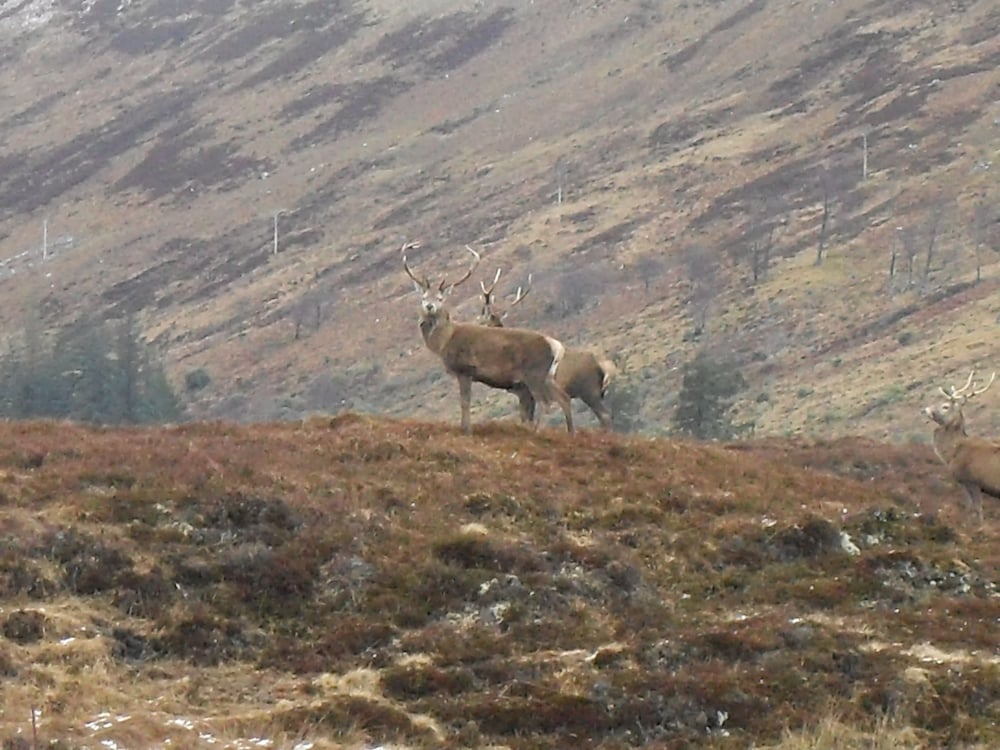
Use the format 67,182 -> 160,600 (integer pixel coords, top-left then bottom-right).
412,279 -> 425,294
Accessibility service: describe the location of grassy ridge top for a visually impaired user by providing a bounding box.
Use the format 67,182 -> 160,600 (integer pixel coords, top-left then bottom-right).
1,416 -> 999,748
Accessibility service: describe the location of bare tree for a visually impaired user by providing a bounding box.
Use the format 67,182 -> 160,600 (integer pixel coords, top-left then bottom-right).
551,265 -> 607,319
683,244 -> 717,338
554,157 -> 568,206
815,167 -> 835,266
291,288 -> 324,341
972,199 -> 996,284
900,227 -> 920,288
633,251 -> 666,295
888,227 -> 901,289
747,198 -> 783,284
922,197 -> 946,280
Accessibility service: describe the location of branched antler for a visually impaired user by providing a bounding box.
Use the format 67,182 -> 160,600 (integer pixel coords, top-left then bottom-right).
441,246 -> 480,291
505,273 -> 532,317
941,370 -> 996,401
402,242 -> 480,293
480,268 -> 503,299
401,241 -> 427,290
480,270 -> 532,323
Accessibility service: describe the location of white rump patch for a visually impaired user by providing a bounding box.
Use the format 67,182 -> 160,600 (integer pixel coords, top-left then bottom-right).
599,358 -> 618,393
545,337 -> 565,379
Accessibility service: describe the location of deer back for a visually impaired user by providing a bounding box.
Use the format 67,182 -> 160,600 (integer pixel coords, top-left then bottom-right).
442,322 -> 559,384
553,349 -> 615,397
950,436 -> 1000,497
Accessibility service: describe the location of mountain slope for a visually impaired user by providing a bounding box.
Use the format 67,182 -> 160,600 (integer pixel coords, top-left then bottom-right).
0,0 -> 997,436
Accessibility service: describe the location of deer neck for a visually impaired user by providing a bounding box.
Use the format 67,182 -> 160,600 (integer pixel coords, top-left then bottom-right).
419,308 -> 455,355
932,414 -> 967,464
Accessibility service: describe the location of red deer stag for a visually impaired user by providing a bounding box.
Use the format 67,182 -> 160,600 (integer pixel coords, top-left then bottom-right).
401,242 -> 574,435
923,369 -> 999,522
479,268 -> 618,430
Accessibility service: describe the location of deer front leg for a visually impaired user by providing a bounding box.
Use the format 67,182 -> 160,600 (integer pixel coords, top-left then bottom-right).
962,483 -> 984,525
458,375 -> 473,434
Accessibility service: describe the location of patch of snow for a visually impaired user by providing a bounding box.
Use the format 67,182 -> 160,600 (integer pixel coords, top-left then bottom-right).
85,712 -> 131,734
839,531 -> 861,556
85,713 -> 115,732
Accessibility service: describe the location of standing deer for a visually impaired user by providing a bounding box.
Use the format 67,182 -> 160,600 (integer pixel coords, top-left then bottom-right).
923,369 -> 1000,522
402,242 -> 574,435
479,268 -> 618,430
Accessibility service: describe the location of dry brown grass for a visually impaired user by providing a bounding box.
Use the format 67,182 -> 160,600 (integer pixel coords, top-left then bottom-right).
1,416 -> 1000,747
758,710 -> 924,749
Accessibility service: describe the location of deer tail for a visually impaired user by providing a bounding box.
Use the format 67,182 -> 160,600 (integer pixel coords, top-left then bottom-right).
597,357 -> 618,397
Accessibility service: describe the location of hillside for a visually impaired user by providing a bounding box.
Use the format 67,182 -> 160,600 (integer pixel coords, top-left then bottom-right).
0,0 -> 998,437
2,417 -> 1000,748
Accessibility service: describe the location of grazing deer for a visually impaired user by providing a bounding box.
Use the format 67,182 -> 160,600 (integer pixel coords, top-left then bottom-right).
923,369 -> 1000,522
479,268 -> 618,430
402,242 -> 574,435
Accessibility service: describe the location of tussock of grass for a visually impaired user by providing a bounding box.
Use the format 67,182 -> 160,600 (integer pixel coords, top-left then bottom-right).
760,710 -> 924,749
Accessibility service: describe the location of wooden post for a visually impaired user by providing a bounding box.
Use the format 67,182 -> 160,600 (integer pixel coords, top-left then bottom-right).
862,132 -> 869,180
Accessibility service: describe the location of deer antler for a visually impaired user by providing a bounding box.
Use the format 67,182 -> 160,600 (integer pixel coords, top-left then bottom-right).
440,246 -> 481,292
480,267 -> 502,298
503,272 -> 532,318
480,268 -> 534,323
969,371 -> 997,399
941,370 -> 977,400
940,370 -> 997,401
401,241 -> 428,290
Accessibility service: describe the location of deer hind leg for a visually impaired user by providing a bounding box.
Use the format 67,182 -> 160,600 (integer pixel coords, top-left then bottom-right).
458,375 -> 473,434
549,379 -> 574,434
537,337 -> 573,434
522,376 -> 573,433
525,379 -> 549,431
582,393 -> 613,430
516,386 -> 536,424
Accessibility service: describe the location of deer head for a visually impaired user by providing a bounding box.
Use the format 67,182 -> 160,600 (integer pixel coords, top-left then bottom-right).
924,370 -> 996,432
923,369 -> 1000,524
402,241 -> 480,317
478,267 -> 531,328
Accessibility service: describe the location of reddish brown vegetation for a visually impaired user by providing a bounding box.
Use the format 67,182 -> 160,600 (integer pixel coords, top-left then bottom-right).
1,417 -> 999,747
